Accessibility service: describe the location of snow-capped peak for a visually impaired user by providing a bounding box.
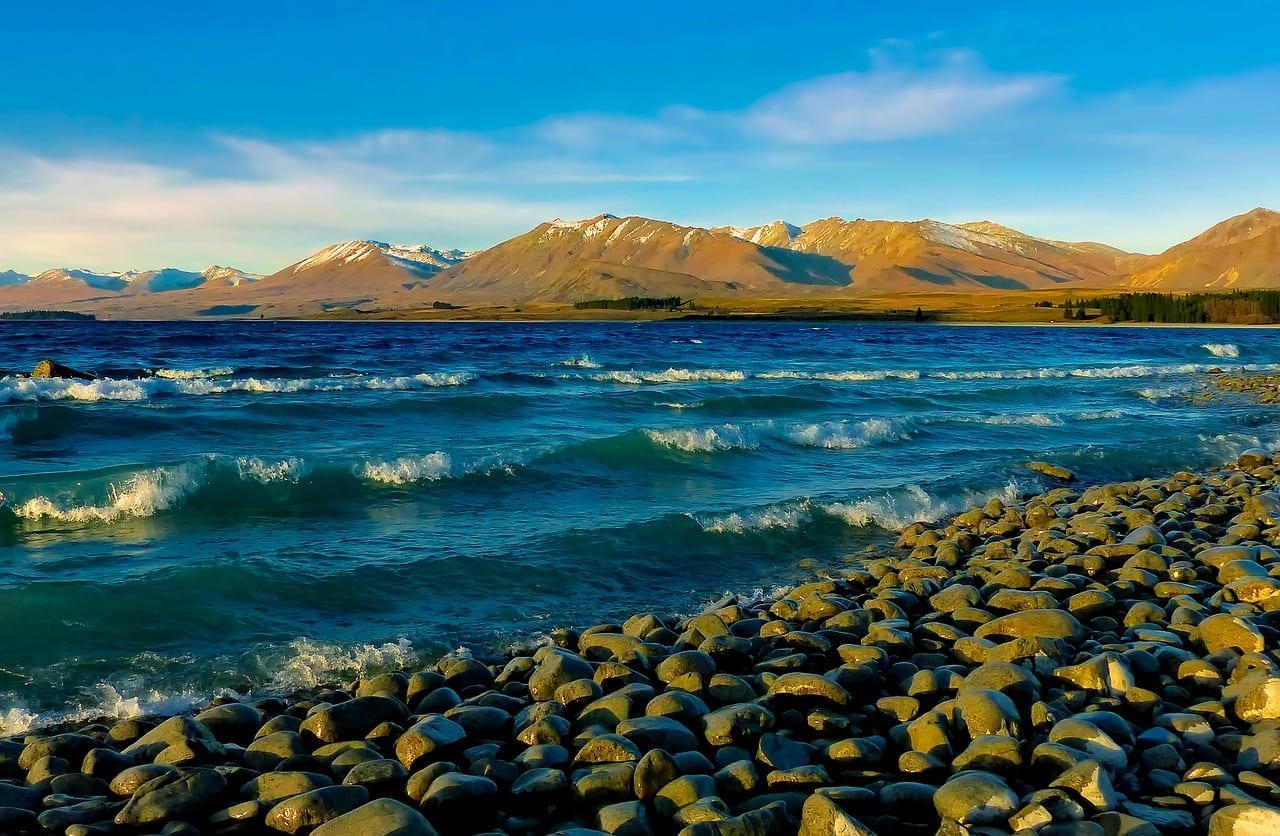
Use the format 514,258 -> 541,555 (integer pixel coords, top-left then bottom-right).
292,241 -> 382,273
201,266 -> 260,287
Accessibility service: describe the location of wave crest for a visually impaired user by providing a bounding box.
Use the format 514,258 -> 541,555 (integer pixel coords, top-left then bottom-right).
0,371 -> 475,403
358,452 -> 453,484
644,425 -> 755,453
12,464 -> 203,524
784,418 -> 909,449
593,368 -> 747,385
1203,343 -> 1240,358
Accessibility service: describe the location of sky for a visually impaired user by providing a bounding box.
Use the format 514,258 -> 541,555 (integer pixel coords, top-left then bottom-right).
2,1 -> 1279,273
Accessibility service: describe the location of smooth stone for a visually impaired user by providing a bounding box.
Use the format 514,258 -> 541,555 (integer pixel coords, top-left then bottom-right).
765,673 -> 851,707
264,785 -> 371,835
703,704 -> 774,747
1050,759 -> 1119,812
633,749 -> 680,800
242,771 -> 334,803
394,715 -> 467,771
311,798 -> 437,836
974,610 -> 1086,643
596,800 -> 652,836
933,771 -> 1019,825
1210,802 -> 1280,834
797,791 -> 876,835
114,767 -> 228,827
1199,613 -> 1265,654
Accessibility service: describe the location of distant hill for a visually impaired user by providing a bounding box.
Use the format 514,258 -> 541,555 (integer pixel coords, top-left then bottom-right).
430,214 -> 851,303
1124,207 -> 1280,291
2,207 -> 1278,316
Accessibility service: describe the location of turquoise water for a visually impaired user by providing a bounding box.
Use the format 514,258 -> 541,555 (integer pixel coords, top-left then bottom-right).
2,321 -> 1278,730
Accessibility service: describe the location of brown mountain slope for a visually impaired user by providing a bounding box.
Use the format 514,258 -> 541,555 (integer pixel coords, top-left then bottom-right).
430,215 -> 852,302
1125,208 -> 1280,290
772,217 -> 1130,291
203,241 -> 462,313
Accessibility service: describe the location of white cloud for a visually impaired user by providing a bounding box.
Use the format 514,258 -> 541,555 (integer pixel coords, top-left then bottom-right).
0,47 -> 1272,271
743,51 -> 1062,143
0,145 -> 577,273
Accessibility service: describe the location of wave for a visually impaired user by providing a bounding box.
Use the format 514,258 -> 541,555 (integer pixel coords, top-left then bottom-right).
592,368 -> 747,385
0,370 -> 476,403
358,452 -> 453,485
931,362 -> 1280,381
945,412 -> 1061,427
5,452 -> 511,526
757,369 -> 921,382
556,354 -> 602,369
643,425 -> 756,453
0,636 -> 422,737
693,480 -> 1024,535
642,417 -> 914,455
1203,343 -> 1240,358
152,366 -> 236,380
11,464 -> 203,524
783,418 -> 910,449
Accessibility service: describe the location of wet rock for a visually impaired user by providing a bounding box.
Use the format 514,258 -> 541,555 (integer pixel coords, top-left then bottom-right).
114,767 -> 228,827
394,715 -> 467,771
311,798 -> 438,836
933,771 -> 1019,826
264,785 -> 371,835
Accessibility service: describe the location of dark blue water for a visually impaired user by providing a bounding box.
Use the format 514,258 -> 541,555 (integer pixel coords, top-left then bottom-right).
2,321 -> 1278,730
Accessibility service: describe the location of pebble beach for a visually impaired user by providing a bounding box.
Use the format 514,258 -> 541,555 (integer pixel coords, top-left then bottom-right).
8,402 -> 1280,834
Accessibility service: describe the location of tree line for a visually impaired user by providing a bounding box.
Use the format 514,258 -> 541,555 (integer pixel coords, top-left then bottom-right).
1076,291 -> 1280,324
573,296 -> 689,311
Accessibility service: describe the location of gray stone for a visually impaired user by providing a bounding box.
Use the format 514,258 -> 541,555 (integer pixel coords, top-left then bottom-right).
115,767 -> 228,827
264,785 -> 372,835
311,798 -> 437,836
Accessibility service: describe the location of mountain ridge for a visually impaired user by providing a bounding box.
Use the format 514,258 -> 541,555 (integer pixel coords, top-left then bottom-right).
1,208 -> 1276,315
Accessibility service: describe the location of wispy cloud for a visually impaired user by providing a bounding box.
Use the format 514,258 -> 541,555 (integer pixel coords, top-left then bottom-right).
0,46 -> 1273,271
743,51 -> 1063,143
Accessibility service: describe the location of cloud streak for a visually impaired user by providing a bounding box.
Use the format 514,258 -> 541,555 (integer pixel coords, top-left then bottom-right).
0,47 -> 1272,272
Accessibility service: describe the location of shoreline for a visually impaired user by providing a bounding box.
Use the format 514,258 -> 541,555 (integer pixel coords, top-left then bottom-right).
7,442 -> 1280,833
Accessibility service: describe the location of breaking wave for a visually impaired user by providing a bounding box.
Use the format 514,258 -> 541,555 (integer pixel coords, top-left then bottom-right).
1203,343 -> 1240,359
644,425 -> 756,453
358,452 -> 453,485
0,370 -> 476,403
694,480 -> 1024,535
783,418 -> 910,449
556,354 -> 602,369
592,368 -> 747,384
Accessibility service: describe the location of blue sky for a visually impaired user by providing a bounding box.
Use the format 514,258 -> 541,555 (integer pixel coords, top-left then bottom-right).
2,1 -> 1278,272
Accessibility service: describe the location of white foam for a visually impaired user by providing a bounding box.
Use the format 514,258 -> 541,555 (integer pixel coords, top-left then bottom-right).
784,418 -> 909,449
947,413 -> 1062,427
758,369 -> 921,382
931,362 -> 1280,382
556,354 -> 602,369
0,371 -> 475,402
824,480 -> 1023,531
0,683 -> 206,737
153,366 -> 235,380
645,425 -> 755,453
592,368 -> 747,385
1203,343 -> 1240,358
236,457 -> 308,483
263,637 -> 418,691
696,480 -> 1024,536
358,452 -> 452,484
697,503 -> 814,534
13,464 -> 203,523
657,401 -> 704,410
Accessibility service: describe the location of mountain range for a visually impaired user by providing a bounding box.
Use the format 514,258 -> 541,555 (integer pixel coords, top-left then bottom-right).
1,207 -> 1277,317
